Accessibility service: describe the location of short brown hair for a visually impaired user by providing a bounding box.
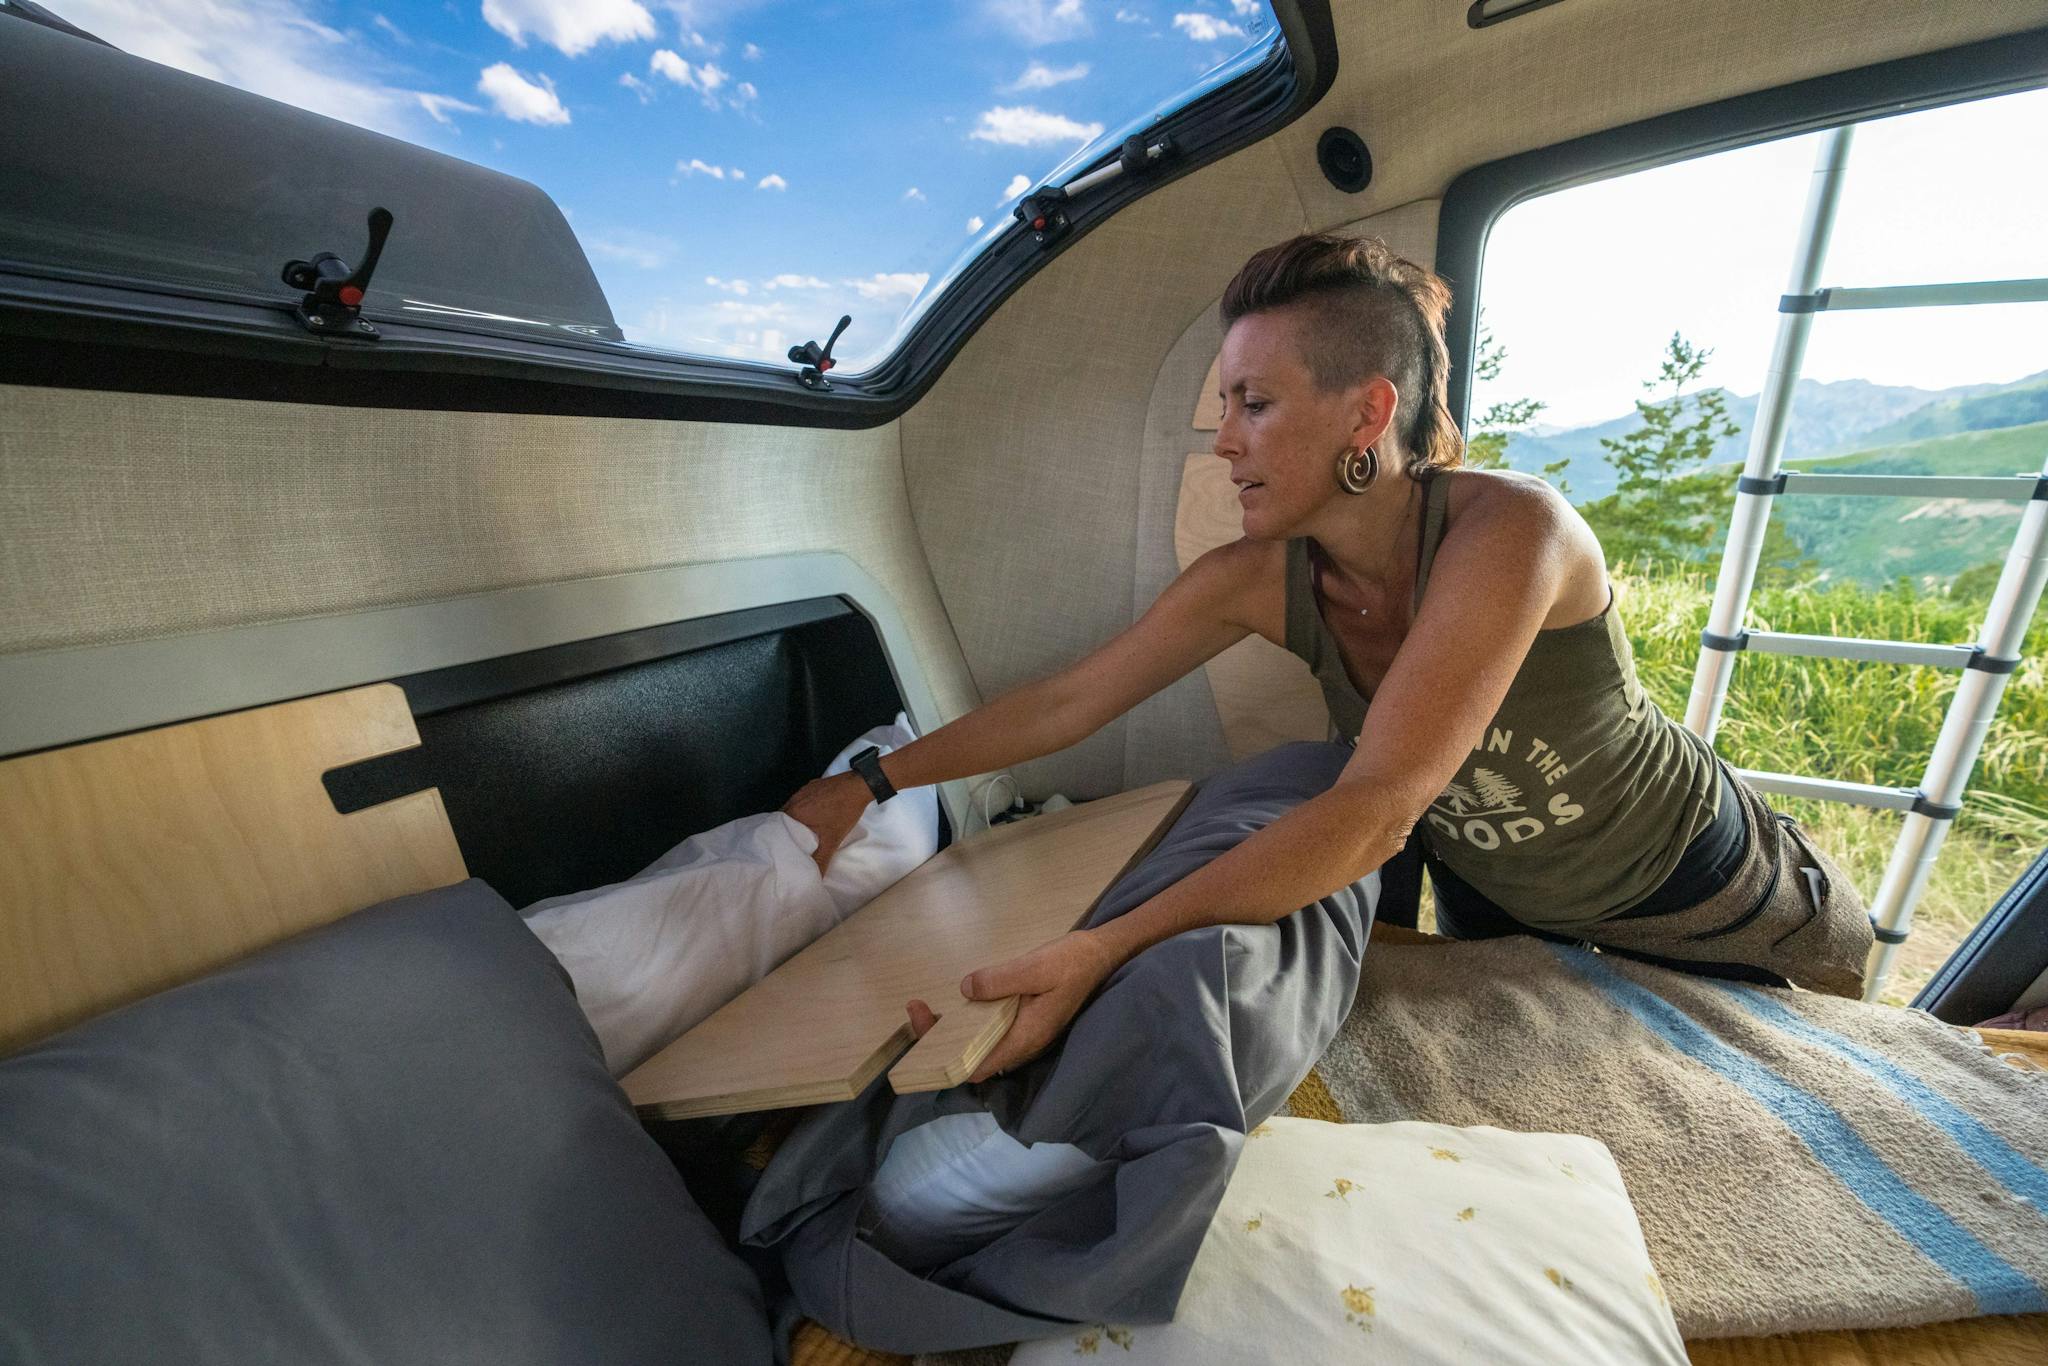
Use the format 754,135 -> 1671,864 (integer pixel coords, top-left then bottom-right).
1219,233 -> 1464,478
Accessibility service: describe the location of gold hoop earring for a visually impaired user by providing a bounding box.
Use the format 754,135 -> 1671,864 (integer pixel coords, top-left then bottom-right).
1336,445 -> 1379,495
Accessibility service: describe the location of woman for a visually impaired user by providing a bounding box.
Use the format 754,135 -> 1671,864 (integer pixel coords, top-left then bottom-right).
787,232 -> 1872,1080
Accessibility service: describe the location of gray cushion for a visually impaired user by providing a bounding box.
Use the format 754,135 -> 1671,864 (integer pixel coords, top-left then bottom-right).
0,878 -> 772,1366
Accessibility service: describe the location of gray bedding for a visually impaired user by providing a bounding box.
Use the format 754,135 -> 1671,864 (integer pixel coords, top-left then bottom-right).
0,879 -> 774,1366
742,741 -> 1378,1355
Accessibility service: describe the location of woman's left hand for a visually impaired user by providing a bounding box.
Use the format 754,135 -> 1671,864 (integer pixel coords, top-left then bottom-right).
956,929 -> 1122,1083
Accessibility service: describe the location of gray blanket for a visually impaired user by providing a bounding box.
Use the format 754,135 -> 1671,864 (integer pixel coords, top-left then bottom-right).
741,742 -> 1377,1355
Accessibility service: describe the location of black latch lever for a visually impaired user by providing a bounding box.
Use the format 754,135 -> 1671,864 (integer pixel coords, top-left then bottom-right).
281,207 -> 393,338
789,314 -> 852,390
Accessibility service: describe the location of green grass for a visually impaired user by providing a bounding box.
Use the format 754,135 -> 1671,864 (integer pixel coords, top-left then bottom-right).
1613,560 -> 2048,1006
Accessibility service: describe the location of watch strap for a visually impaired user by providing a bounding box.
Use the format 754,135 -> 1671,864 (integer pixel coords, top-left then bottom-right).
848,746 -> 897,804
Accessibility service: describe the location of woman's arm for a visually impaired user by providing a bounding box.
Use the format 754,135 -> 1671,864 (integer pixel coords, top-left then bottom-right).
784,540 -> 1272,868
959,477 -> 1603,1079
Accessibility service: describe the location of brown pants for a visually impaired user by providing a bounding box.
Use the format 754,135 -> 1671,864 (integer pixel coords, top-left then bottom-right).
1577,774 -> 1874,998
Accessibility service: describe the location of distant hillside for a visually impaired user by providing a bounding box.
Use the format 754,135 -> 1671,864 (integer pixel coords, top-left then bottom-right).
1850,371 -> 2048,448
1500,372 -> 2040,502
1770,421 -> 2047,586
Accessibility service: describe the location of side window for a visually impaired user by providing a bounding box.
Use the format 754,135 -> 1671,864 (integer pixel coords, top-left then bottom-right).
1472,86 -> 2048,1004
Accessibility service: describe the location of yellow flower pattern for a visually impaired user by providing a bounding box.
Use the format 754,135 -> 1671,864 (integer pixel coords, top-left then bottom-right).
1546,1268 -> 1576,1292
1430,1147 -> 1462,1162
1072,1325 -> 1133,1354
1324,1177 -> 1355,1201
1341,1284 -> 1376,1333
1646,1271 -> 1667,1306
1248,1123 -> 1275,1139
1244,1214 -> 1263,1233
1456,1207 -> 1476,1222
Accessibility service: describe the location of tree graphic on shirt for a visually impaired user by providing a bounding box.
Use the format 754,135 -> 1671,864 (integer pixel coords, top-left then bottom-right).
1469,768 -> 1525,814
1436,781 -> 1482,815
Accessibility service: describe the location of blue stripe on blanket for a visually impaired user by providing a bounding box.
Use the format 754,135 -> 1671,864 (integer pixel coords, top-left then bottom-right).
1716,984 -> 2048,1218
1544,944 -> 2048,1316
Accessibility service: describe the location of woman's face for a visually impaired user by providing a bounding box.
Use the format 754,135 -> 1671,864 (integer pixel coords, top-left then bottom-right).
1212,307 -> 1378,541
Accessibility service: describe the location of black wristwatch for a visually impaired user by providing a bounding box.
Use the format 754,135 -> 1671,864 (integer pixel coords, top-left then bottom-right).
848,746 -> 897,804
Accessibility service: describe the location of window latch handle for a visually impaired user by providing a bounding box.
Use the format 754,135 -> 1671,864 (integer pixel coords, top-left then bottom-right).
280,207 -> 394,338
787,313 -> 852,390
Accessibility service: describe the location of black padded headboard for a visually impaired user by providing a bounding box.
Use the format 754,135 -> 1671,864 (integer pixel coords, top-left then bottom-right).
324,597 -> 937,909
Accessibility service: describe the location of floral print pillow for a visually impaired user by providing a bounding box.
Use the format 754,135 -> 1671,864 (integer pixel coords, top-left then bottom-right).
1012,1117 -> 1685,1365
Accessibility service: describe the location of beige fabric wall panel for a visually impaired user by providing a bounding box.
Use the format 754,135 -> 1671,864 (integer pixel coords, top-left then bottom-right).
0,385 -> 979,726
1277,0 -> 2048,232
902,138 -> 1310,800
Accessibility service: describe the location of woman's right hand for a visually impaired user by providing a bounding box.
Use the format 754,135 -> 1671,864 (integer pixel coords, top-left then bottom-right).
782,770 -> 872,874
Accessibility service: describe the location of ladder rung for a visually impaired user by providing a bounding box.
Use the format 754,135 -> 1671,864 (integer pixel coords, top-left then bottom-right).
1785,278 -> 2048,312
1744,631 -> 1979,669
1736,770 -> 1921,812
1779,472 -> 2045,502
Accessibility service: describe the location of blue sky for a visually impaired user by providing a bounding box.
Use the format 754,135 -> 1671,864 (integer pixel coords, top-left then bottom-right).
56,0 -> 1276,369
1475,86 -> 2048,428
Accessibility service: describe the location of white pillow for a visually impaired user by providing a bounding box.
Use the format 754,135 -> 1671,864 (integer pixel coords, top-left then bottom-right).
523,716 -> 938,1076
1011,1116 -> 1686,1366
859,1112 -> 1103,1271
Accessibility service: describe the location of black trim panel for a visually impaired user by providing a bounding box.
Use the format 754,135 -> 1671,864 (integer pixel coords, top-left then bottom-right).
1915,846 -> 2048,1023
1438,29 -> 2048,427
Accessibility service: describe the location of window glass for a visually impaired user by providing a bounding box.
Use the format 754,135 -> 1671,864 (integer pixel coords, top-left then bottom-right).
1469,84 -> 2048,1007
39,0 -> 1282,371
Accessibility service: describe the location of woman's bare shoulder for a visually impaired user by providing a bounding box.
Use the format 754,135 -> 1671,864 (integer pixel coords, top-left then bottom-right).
1433,469 -> 1609,621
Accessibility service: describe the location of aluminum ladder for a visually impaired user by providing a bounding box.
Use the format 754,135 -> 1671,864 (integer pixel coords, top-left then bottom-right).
1684,125 -> 2048,1002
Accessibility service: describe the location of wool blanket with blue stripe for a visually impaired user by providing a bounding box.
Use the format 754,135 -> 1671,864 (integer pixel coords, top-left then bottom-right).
1311,937 -> 2048,1338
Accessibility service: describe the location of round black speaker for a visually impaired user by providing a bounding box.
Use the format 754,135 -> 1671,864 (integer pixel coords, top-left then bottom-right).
1316,127 -> 1373,194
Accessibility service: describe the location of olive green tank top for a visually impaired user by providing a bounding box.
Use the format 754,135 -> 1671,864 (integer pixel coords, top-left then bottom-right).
1284,474 -> 1721,930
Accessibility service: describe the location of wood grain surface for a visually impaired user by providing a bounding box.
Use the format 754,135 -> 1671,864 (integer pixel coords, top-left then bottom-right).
1174,451 -> 1331,758
0,685 -> 467,1054
622,781 -> 1193,1120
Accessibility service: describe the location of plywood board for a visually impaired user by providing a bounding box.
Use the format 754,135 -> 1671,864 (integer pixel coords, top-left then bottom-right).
1174,451 -> 1331,757
623,781 -> 1193,1120
0,684 -> 467,1054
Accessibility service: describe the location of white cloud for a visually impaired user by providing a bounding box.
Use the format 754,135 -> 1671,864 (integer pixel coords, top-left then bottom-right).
713,299 -> 797,326
1114,6 -> 1146,20
681,29 -> 721,54
985,0 -> 1088,45
677,157 -> 727,178
1172,12 -> 1245,41
619,71 -> 654,102
845,272 -> 929,302
733,168 -> 747,179
650,50 -> 739,109
53,0 -> 428,136
1230,0 -> 1262,13
1001,173 -> 1033,201
372,13 -> 408,42
904,187 -> 927,202
482,0 -> 655,56
586,230 -> 676,269
764,274 -> 830,290
705,275 -> 751,295
743,42 -> 763,60
966,215 -> 986,232
970,105 -> 1105,147
478,63 -> 570,125
416,92 -> 482,126
1005,60 -> 1089,91
757,173 -> 789,191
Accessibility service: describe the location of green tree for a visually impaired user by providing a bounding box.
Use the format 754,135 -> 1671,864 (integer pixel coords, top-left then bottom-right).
1464,316 -> 1568,493
1580,331 -> 1804,578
